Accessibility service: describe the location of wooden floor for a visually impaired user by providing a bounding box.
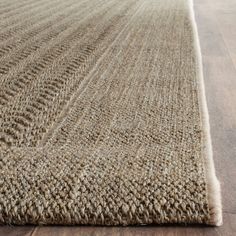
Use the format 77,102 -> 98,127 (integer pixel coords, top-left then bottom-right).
1,0 -> 236,235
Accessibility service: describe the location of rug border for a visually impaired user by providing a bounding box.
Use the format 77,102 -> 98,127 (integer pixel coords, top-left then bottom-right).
188,0 -> 223,226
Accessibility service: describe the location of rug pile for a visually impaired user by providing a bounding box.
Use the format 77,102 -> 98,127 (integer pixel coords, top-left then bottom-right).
0,0 -> 222,225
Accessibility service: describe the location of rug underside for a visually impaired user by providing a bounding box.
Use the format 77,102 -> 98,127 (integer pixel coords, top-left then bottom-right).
0,0 -> 222,225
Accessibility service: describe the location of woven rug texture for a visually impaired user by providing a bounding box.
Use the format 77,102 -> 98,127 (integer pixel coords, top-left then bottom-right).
0,0 -> 222,226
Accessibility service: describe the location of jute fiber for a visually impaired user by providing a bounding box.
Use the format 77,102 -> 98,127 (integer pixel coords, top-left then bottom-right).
0,0 -> 222,225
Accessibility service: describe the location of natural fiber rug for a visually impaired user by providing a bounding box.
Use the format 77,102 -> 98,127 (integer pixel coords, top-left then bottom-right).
0,0 -> 222,226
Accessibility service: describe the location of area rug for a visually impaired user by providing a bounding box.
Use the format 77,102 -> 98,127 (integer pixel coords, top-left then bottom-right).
0,0 -> 222,225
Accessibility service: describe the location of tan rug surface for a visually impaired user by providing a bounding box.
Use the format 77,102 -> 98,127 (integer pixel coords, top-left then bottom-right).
0,0 -> 222,225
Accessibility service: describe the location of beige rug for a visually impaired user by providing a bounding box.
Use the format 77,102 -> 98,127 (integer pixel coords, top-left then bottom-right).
0,0 -> 222,225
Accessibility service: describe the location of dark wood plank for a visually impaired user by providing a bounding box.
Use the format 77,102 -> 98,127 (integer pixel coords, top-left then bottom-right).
0,226 -> 35,236
195,0 -> 236,215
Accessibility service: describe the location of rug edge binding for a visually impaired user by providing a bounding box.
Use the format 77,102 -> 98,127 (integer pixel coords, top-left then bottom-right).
188,0 -> 223,226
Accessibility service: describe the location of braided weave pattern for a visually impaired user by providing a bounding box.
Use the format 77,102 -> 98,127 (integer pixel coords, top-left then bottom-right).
0,0 -> 219,225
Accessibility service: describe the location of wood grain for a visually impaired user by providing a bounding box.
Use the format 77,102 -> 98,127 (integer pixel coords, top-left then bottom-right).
0,0 -> 235,234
